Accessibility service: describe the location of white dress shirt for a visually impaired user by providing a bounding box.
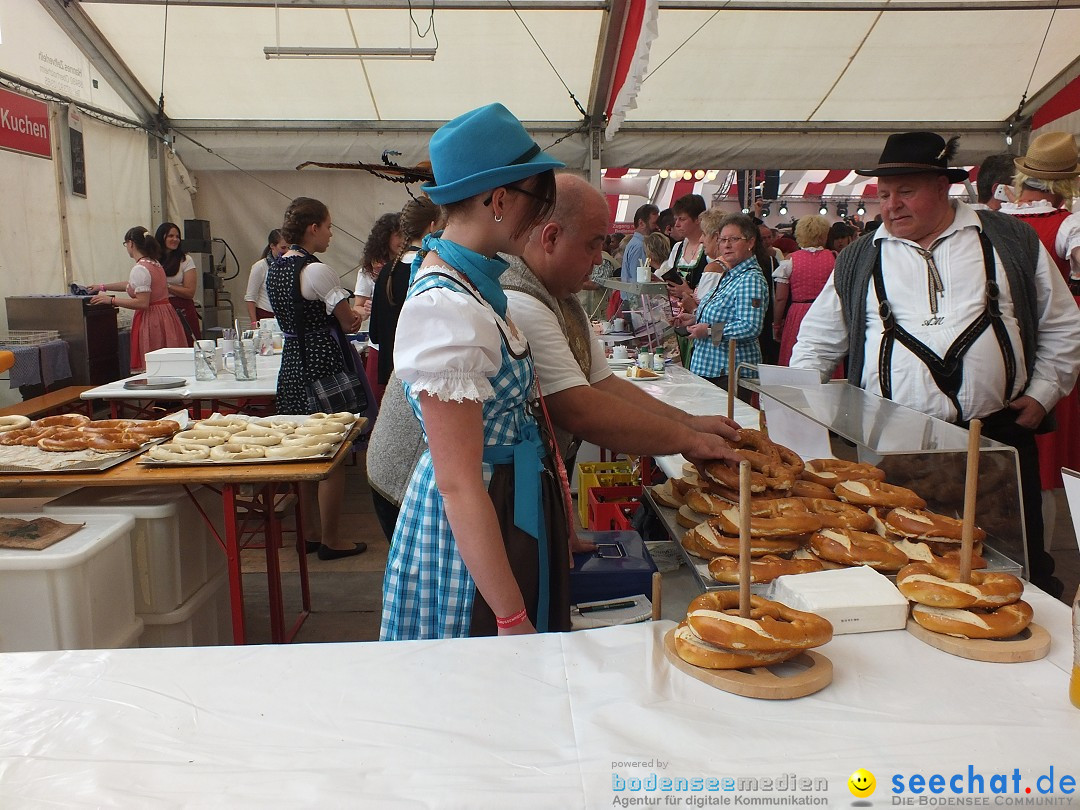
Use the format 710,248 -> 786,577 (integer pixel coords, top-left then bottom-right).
790,201 -> 1080,422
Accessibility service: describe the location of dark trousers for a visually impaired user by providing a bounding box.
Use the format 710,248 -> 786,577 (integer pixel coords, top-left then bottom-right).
965,410 -> 1061,597
371,488 -> 401,544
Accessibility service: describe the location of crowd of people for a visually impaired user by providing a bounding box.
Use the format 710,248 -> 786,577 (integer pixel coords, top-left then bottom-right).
86,105 -> 1080,632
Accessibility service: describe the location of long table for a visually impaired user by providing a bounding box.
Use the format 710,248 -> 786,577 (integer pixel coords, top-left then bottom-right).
0,424 -> 361,644
0,586 -> 1072,807
79,347 -> 282,417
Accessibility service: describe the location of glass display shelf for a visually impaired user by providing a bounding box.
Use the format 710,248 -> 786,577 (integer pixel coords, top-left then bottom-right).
742,380 -> 1028,575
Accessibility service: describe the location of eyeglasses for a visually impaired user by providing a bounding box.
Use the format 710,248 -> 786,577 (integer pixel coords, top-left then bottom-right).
717,236 -> 748,245
483,183 -> 553,208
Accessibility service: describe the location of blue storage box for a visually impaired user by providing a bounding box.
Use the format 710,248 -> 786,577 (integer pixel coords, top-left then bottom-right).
570,530 -> 658,605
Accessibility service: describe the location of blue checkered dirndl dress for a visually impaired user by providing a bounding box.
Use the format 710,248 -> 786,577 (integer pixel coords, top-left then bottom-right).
380,269 -> 570,640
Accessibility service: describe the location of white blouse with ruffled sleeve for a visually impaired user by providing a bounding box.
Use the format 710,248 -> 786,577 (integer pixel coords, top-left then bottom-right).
128,262 -> 153,294
394,266 -> 529,403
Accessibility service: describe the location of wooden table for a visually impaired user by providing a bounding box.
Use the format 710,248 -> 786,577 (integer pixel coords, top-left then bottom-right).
0,421 -> 363,644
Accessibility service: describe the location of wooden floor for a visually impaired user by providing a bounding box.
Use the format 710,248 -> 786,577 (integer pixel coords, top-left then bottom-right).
240,451 -> 1080,645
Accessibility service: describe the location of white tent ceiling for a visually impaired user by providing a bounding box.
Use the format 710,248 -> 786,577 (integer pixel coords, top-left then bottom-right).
33,0 -> 1080,172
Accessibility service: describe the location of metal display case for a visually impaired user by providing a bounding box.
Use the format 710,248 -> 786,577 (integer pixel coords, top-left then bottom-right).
643,380 -> 1028,591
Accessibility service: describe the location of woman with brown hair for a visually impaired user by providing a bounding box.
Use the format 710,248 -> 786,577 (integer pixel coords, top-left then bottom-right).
266,197 -> 366,560
381,103 -> 567,640
89,227 -> 187,373
155,222 -> 201,344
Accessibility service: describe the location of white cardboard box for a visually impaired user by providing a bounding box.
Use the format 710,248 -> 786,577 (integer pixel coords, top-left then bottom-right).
766,565 -> 910,635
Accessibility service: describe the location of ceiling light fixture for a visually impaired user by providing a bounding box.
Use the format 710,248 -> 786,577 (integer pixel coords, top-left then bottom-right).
761,204 -> 771,218
836,202 -> 849,218
694,169 -> 705,180
778,201 -> 788,216
682,171 -> 693,181
856,203 -> 866,216
263,46 -> 437,60
659,169 -> 669,179
819,201 -> 828,215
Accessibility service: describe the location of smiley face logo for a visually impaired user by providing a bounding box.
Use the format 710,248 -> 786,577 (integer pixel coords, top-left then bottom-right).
848,769 -> 876,797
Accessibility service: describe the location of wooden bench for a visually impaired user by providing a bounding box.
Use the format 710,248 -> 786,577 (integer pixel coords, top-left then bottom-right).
0,386 -> 95,419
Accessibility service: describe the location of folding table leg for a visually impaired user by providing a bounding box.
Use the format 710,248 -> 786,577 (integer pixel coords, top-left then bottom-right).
263,482 -> 286,643
221,484 -> 248,644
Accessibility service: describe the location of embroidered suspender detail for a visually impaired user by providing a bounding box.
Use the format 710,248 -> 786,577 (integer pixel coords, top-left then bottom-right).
872,231 -> 1017,422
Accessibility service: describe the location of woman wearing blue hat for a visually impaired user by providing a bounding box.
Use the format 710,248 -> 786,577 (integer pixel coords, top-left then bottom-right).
380,103 -> 569,640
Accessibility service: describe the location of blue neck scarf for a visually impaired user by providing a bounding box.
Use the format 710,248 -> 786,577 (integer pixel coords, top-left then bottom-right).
411,232 -> 510,318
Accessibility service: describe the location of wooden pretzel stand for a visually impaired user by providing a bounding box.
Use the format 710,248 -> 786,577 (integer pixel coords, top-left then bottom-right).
905,419 -> 1050,662
664,460 -> 834,699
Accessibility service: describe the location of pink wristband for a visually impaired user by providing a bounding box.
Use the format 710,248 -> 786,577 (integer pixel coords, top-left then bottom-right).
496,608 -> 528,629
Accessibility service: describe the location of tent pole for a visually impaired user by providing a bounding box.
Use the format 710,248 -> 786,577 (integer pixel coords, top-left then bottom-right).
589,125 -> 603,190
149,136 -> 168,225
49,103 -> 74,289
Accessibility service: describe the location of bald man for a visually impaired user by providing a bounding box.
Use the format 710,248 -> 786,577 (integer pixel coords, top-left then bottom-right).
367,174 -> 741,541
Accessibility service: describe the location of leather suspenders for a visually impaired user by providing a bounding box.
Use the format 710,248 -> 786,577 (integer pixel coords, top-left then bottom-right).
872,231 -> 1017,422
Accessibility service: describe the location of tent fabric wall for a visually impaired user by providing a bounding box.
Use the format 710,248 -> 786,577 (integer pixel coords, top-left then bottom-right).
191,168 -> 417,324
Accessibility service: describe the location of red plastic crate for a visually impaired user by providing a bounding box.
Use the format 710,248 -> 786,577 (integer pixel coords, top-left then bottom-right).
587,485 -> 643,531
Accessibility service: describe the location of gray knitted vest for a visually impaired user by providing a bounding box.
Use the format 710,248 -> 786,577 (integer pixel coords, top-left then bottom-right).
833,209 -> 1041,397
500,255 -> 594,460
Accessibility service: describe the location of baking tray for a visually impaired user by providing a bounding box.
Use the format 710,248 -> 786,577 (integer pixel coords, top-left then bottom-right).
641,485 -> 1024,593
123,376 -> 187,390
0,412 -> 189,475
137,414 -> 358,467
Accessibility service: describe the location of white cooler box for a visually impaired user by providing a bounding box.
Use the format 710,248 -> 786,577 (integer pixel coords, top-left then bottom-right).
0,513 -> 142,652
139,570 -> 232,648
45,486 -> 226,615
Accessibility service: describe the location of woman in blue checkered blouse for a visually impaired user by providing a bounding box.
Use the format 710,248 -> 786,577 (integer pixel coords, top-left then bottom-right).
380,104 -> 571,640
674,213 -> 769,404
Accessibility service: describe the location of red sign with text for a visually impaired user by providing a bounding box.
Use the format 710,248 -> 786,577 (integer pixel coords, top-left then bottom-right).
0,87 -> 51,159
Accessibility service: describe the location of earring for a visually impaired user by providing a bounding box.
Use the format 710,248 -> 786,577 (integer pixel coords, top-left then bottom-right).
494,214 -> 503,223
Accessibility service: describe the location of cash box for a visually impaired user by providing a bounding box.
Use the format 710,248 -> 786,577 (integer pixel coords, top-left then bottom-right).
570,530 -> 658,605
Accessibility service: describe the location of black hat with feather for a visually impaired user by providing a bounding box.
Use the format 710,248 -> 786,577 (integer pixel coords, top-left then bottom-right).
855,132 -> 969,183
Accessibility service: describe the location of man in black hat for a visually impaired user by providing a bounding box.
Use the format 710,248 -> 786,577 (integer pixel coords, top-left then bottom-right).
790,131 -> 1080,597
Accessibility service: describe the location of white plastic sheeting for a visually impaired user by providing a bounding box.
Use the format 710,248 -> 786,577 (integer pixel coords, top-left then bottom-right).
0,589 -> 1073,807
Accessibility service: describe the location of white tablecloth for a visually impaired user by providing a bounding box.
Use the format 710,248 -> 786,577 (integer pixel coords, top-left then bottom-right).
0,587 -> 1073,808
614,363 -> 760,479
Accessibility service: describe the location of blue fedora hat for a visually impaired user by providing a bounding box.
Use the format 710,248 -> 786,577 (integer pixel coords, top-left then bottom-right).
422,103 -> 565,205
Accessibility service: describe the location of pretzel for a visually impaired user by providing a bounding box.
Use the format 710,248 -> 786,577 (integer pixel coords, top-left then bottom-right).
649,480 -> 684,508
227,430 -> 283,447
677,505 -> 712,531
707,553 -> 824,584
685,591 -> 833,653
123,419 -> 181,439
0,415 -> 32,432
209,444 -> 266,461
233,422 -> 284,438
264,443 -> 334,459
799,498 -> 875,531
294,423 -> 347,439
86,433 -> 146,453
789,479 -> 838,501
673,622 -> 801,670
683,520 -> 803,557
895,561 -> 1023,609
809,528 -> 909,571
33,413 -> 90,429
884,507 -> 986,543
173,430 -> 232,448
910,601 -> 1032,640
683,489 -> 733,515
37,429 -> 90,452
198,415 -> 249,431
309,412 -> 355,424
801,459 -> 886,487
834,479 -> 926,510
703,429 -> 800,493
247,419 -> 297,434
893,538 -> 987,570
680,529 -> 722,559
279,433 -> 336,448
147,443 -> 211,462
713,499 -> 823,538
78,419 -> 140,432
